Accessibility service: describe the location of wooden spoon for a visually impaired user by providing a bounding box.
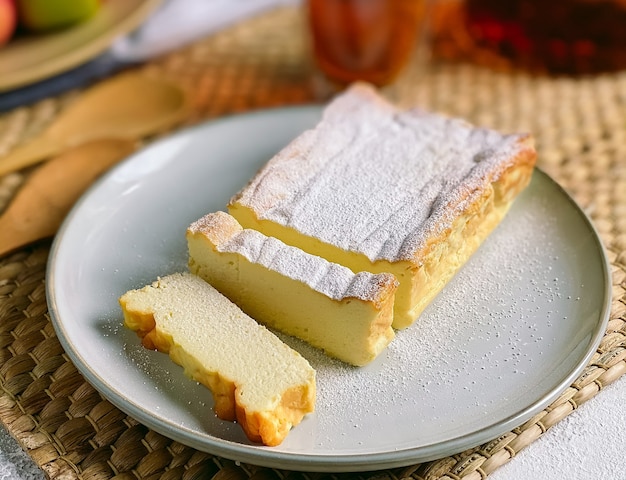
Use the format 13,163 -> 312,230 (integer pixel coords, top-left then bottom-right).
0,72 -> 188,177
0,138 -> 136,256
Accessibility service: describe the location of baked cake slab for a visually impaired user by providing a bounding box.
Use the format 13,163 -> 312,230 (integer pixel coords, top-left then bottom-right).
120,272 -> 316,446
228,83 -> 537,328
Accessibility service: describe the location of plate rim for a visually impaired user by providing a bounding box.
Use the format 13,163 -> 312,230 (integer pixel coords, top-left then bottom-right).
46,106 -> 612,472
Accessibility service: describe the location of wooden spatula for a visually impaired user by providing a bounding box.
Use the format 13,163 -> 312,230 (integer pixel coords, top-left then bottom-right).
0,138 -> 136,256
0,72 -> 188,177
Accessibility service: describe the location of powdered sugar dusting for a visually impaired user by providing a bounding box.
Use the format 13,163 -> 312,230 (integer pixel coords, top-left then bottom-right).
233,84 -> 530,262
219,228 -> 397,302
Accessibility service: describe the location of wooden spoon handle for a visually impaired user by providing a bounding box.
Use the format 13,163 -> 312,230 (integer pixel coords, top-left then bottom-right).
0,139 -> 136,256
0,136 -> 60,177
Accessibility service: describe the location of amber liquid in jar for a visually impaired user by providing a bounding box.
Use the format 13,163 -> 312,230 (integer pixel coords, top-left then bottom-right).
464,0 -> 626,74
307,0 -> 423,86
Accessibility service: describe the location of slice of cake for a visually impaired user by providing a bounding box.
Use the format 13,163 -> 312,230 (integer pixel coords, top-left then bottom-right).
186,211 -> 398,366
119,272 -> 316,446
228,83 -> 537,329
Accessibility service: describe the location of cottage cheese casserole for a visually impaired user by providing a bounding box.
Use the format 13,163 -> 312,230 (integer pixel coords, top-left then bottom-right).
229,83 -> 537,328
120,272 -> 316,446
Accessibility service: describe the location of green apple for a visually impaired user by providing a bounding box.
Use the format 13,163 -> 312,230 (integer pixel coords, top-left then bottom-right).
0,0 -> 17,46
17,0 -> 100,32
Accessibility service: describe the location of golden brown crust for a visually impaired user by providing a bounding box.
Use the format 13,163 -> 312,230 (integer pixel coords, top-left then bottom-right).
396,139 -> 536,327
415,136 -> 536,263
188,210 -> 242,245
236,383 -> 316,447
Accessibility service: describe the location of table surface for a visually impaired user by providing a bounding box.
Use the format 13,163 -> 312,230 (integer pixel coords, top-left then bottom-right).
0,366 -> 625,479
2,271 -> 625,480
0,2 -> 625,480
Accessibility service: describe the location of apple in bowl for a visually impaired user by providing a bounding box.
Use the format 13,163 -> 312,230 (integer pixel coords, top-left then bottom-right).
0,0 -> 17,46
17,0 -> 100,32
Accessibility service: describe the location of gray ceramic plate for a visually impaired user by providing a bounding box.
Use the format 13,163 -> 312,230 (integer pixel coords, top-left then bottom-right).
47,107 -> 611,472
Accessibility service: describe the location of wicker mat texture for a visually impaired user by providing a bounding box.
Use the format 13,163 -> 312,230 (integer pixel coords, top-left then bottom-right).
0,5 -> 625,480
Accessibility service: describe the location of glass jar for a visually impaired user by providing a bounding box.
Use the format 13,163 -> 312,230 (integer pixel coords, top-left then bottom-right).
307,0 -> 426,86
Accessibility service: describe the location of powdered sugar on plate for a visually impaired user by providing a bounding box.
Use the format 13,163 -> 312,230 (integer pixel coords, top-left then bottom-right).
273,172 -> 604,452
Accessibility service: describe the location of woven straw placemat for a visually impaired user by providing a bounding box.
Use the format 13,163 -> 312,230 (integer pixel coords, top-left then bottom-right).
0,6 -> 625,480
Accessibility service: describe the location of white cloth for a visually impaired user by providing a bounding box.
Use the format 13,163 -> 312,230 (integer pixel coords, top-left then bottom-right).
112,0 -> 301,62
489,374 -> 626,480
